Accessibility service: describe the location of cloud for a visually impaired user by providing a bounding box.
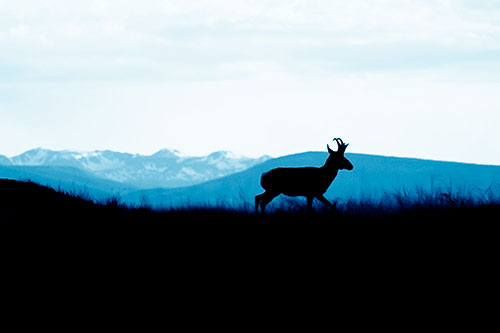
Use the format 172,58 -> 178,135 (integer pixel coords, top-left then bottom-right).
1,0 -> 499,83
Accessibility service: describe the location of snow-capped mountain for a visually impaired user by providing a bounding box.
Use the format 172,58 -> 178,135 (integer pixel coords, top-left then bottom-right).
0,154 -> 11,166
1,148 -> 271,189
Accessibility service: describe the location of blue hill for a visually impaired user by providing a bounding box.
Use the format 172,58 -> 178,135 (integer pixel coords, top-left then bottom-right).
122,152 -> 500,208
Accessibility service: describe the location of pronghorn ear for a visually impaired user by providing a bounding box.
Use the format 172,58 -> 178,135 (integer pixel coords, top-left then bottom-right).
327,144 -> 334,154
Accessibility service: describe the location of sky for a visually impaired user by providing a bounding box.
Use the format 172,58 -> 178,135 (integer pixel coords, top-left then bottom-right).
1,0 -> 500,164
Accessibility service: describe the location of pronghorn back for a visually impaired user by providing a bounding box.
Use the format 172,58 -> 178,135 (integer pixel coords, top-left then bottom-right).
261,167 -> 329,196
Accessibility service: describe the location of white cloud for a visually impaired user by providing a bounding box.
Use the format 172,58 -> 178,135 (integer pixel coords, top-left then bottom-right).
3,1 -> 500,44
1,0 -> 500,163
2,0 -> 499,83
9,24 -> 31,37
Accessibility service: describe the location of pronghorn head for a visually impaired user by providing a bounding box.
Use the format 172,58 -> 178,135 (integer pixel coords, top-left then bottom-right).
326,138 -> 354,171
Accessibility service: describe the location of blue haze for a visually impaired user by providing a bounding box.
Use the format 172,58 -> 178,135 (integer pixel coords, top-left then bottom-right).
122,152 -> 500,208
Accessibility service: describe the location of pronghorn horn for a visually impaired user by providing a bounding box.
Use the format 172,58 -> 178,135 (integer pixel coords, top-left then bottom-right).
333,138 -> 349,153
333,138 -> 348,146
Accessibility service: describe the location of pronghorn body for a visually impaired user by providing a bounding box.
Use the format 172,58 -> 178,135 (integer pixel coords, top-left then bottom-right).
255,138 -> 353,212
260,167 -> 338,198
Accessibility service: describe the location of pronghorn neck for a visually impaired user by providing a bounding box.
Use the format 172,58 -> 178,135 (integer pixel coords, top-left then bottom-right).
319,163 -> 339,181
320,158 -> 340,173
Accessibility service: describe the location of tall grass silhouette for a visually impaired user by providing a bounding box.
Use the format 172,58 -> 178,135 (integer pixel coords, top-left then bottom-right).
2,178 -> 499,224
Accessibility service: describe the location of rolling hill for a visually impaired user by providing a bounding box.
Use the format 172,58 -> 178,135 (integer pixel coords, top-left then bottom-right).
0,164 -> 134,201
122,152 -> 500,208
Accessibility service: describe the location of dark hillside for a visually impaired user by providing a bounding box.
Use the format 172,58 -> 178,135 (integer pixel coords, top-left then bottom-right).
2,178 -> 499,230
2,177 -> 499,277
0,179 -> 121,224
2,178 -> 497,261
0,164 -> 135,201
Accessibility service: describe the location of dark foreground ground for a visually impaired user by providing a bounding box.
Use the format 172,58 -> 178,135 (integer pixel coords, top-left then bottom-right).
2,178 -> 499,223
2,178 -> 499,235
2,178 -> 498,315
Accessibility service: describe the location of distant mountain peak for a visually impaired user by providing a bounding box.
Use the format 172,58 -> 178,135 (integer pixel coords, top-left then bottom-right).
0,154 -> 11,165
207,150 -> 245,160
11,147 -> 54,165
152,148 -> 186,159
21,147 -> 51,154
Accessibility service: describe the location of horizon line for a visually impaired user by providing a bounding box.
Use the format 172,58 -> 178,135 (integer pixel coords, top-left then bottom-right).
1,146 -> 499,167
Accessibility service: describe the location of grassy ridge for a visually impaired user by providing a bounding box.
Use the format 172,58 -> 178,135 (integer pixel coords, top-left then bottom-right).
2,178 -> 499,279
1,178 -> 499,224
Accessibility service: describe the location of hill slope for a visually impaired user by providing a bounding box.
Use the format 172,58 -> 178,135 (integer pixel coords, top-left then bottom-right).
0,179 -> 111,223
0,165 -> 135,201
3,178 -> 499,280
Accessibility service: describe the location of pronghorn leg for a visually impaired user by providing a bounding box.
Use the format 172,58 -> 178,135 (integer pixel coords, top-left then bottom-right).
257,191 -> 278,213
307,196 -> 314,212
316,194 -> 334,209
255,193 -> 265,213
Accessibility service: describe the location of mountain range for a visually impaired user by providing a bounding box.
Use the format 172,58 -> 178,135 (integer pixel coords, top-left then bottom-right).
0,148 -> 270,189
1,148 -> 499,209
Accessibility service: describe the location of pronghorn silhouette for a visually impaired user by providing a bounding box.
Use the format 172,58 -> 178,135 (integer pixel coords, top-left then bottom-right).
255,138 -> 353,212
